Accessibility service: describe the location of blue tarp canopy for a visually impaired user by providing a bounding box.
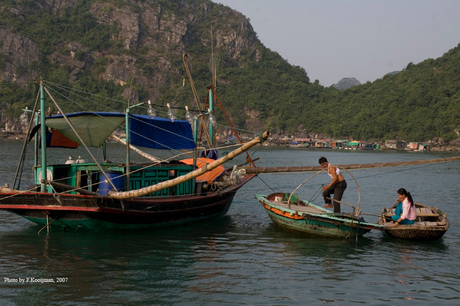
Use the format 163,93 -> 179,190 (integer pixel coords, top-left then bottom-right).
129,114 -> 195,150
45,112 -> 196,150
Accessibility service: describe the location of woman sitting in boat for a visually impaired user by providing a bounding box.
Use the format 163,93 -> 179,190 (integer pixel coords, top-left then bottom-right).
391,188 -> 417,226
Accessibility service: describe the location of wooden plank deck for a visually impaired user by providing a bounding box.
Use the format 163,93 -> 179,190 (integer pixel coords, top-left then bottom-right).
384,207 -> 439,218
270,201 -> 325,214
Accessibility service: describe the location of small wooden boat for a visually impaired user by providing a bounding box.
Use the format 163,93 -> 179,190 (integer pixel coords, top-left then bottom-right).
255,192 -> 382,239
378,202 -> 449,241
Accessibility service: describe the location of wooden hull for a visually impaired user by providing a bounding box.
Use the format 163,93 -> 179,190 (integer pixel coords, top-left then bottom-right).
265,210 -> 372,238
381,224 -> 449,241
0,174 -> 255,231
256,193 -> 380,239
378,203 -> 449,241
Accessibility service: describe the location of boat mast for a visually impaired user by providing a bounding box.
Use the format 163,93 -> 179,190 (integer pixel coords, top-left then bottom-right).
209,25 -> 216,147
39,80 -> 47,192
125,106 -> 131,191
208,89 -> 215,146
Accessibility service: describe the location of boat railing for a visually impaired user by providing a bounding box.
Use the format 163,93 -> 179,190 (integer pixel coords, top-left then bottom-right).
325,197 -> 362,217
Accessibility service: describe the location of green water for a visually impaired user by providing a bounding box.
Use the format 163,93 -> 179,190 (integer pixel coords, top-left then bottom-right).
1,140 -> 459,304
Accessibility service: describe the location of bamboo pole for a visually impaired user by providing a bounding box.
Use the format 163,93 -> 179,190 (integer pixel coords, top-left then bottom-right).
245,156 -> 460,174
108,131 -> 270,199
112,135 -> 163,163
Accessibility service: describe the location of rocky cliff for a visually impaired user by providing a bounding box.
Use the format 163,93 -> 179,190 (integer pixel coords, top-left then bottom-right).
0,0 -> 259,101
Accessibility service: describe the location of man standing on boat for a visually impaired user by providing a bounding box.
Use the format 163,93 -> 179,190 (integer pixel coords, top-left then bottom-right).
319,157 -> 347,213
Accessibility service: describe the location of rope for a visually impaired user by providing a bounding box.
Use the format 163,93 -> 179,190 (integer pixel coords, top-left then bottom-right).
13,90 -> 40,189
210,86 -> 255,167
0,185 -> 40,201
342,168 -> 361,212
182,52 -> 212,146
307,185 -> 323,203
256,176 -> 277,194
287,170 -> 324,208
37,215 -> 58,235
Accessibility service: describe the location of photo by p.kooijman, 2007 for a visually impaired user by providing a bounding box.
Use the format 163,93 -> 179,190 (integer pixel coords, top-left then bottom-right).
3,277 -> 68,284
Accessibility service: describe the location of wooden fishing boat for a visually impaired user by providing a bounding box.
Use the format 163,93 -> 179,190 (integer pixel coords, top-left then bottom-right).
0,80 -> 269,232
378,202 -> 449,241
255,192 -> 382,239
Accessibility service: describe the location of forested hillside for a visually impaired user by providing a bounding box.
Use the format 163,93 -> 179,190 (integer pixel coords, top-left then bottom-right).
0,0 -> 458,143
313,45 -> 460,142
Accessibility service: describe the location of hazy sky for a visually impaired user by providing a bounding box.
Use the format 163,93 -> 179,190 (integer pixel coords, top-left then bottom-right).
215,0 -> 460,86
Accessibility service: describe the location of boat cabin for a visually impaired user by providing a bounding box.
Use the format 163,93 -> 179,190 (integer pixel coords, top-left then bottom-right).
35,162 -> 196,197
33,111 -> 201,197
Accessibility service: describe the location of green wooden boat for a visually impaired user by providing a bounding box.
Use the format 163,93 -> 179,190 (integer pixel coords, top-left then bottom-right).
0,80 -> 269,232
255,192 -> 382,239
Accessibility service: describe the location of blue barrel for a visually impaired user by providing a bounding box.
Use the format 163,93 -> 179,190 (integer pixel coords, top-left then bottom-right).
98,171 -> 124,195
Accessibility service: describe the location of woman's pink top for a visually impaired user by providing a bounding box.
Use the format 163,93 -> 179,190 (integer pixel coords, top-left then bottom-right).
401,198 -> 417,221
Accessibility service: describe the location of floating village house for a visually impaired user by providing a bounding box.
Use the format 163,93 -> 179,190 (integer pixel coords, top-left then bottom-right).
384,140 -> 407,150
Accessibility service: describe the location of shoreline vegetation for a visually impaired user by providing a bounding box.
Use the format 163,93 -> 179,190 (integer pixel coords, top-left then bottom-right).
2,130 -> 460,152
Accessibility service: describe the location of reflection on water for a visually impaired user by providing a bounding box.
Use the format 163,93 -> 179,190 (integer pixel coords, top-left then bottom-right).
1,141 -> 460,304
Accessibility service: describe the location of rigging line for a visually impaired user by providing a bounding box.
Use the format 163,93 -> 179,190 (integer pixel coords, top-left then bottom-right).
42,89 -> 128,151
44,86 -> 118,191
46,83 -> 174,117
153,149 -> 195,162
210,87 -> 255,166
46,81 -> 128,108
213,143 -> 238,151
245,144 -> 266,168
45,84 -> 195,153
182,52 -> 212,146
111,135 -> 163,163
215,120 -> 264,135
350,161 -> 442,181
307,185 -> 323,203
0,185 -> 40,201
46,81 -> 255,140
52,88 -> 190,143
13,89 -> 40,189
144,101 -> 204,112
45,84 -> 122,113
342,168 -> 361,212
256,175 -> 277,194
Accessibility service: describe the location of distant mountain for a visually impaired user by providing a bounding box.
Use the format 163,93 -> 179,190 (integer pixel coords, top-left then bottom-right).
385,71 -> 400,77
332,77 -> 361,90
